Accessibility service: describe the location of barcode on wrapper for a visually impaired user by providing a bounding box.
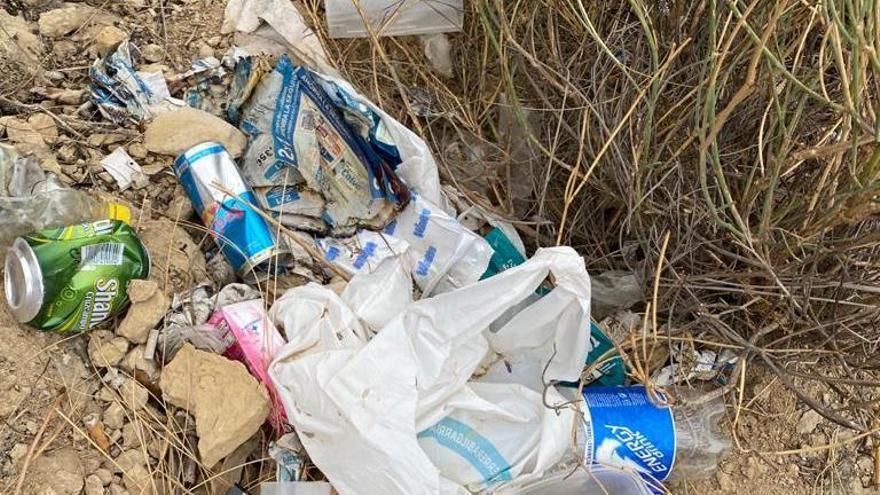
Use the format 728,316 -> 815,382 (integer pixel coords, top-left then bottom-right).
81,243 -> 124,267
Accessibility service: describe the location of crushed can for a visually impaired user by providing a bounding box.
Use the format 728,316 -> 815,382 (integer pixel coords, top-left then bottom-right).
172,141 -> 288,280
4,219 -> 150,334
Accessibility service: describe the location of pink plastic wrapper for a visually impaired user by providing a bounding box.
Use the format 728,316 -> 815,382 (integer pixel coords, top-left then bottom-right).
219,299 -> 287,431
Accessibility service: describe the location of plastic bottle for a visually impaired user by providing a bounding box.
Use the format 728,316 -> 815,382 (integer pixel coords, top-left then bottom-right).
500,465 -> 655,495
577,386 -> 730,483
1,148 -> 128,246
0,185 -> 127,246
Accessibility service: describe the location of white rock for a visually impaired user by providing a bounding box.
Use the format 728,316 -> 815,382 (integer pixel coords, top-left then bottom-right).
95,467 -> 114,485
27,448 -> 84,494
0,9 -> 42,62
104,401 -> 126,430
84,474 -> 104,495
27,113 -> 57,144
38,4 -> 114,38
141,43 -> 164,62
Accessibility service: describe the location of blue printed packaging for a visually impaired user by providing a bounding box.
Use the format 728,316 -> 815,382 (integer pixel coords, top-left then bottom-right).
237,55 -> 410,235
173,142 -> 288,278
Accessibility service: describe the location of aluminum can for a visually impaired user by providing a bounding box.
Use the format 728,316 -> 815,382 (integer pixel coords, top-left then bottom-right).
4,219 -> 150,333
172,142 -> 287,279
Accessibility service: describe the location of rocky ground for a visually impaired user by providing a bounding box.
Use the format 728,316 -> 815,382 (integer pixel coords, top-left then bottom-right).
0,1 -> 878,494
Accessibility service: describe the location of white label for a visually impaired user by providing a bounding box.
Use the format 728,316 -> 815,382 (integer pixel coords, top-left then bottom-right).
81,243 -> 124,268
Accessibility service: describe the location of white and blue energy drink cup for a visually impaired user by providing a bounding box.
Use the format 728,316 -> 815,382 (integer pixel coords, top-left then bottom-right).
582,386 -> 676,482
173,142 -> 288,279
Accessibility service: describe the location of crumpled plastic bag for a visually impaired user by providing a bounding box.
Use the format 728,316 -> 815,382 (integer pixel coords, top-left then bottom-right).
590,270 -> 642,320
268,247 -> 591,495
222,0 -> 332,71
325,0 -> 464,38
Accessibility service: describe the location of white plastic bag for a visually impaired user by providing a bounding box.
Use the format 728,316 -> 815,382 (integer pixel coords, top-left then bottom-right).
269,247 -> 592,495
325,0 -> 464,38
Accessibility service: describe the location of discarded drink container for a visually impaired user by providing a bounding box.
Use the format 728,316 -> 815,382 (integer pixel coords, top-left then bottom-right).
578,386 -> 730,482
500,465 -> 655,495
4,219 -> 150,334
172,142 -> 288,280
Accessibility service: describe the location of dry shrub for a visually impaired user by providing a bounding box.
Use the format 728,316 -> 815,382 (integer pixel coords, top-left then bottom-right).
300,0 -> 880,430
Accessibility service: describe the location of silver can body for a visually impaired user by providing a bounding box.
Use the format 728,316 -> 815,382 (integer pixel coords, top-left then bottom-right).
172,142 -> 289,279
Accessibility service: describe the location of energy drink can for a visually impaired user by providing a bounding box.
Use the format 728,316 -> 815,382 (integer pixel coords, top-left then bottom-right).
4,219 -> 150,334
172,142 -> 287,279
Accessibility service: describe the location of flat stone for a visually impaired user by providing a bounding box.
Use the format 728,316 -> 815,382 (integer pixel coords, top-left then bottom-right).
144,107 -> 246,157
0,9 -> 42,62
122,422 -> 143,449
159,344 -> 269,467
0,116 -> 43,145
121,345 -> 161,382
117,280 -> 168,344
797,409 -> 823,435
128,142 -> 148,159
95,25 -> 128,56
85,474 -> 104,495
39,5 -> 93,38
141,43 -> 164,63
116,377 -> 150,410
95,467 -> 114,485
26,447 -> 84,494
27,113 -> 57,144
88,332 -> 129,368
104,401 -> 126,429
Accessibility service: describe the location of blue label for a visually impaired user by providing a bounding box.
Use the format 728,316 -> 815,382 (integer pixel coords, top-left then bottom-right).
352,241 -> 377,270
583,386 -> 676,481
325,245 -> 340,262
211,194 -> 278,272
415,246 -> 437,277
412,208 -> 431,238
418,417 -> 512,485
264,186 -> 301,208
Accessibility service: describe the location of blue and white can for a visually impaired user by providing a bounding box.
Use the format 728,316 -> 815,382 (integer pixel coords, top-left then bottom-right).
582,386 -> 676,482
173,142 -> 288,278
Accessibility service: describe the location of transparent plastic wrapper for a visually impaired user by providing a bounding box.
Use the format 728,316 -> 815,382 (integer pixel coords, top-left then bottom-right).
495,466 -> 654,495
0,145 -> 127,247
222,0 -> 332,71
268,247 -> 592,495
261,482 -> 332,495
325,0 -> 464,38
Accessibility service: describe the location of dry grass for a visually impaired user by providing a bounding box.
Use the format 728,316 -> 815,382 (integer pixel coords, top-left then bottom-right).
298,0 -> 880,434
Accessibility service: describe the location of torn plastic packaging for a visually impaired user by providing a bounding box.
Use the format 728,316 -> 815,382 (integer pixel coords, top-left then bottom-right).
236,56 -> 411,236
89,41 -> 183,123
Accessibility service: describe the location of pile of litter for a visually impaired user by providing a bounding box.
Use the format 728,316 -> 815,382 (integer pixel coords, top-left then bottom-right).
0,2 -> 734,495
